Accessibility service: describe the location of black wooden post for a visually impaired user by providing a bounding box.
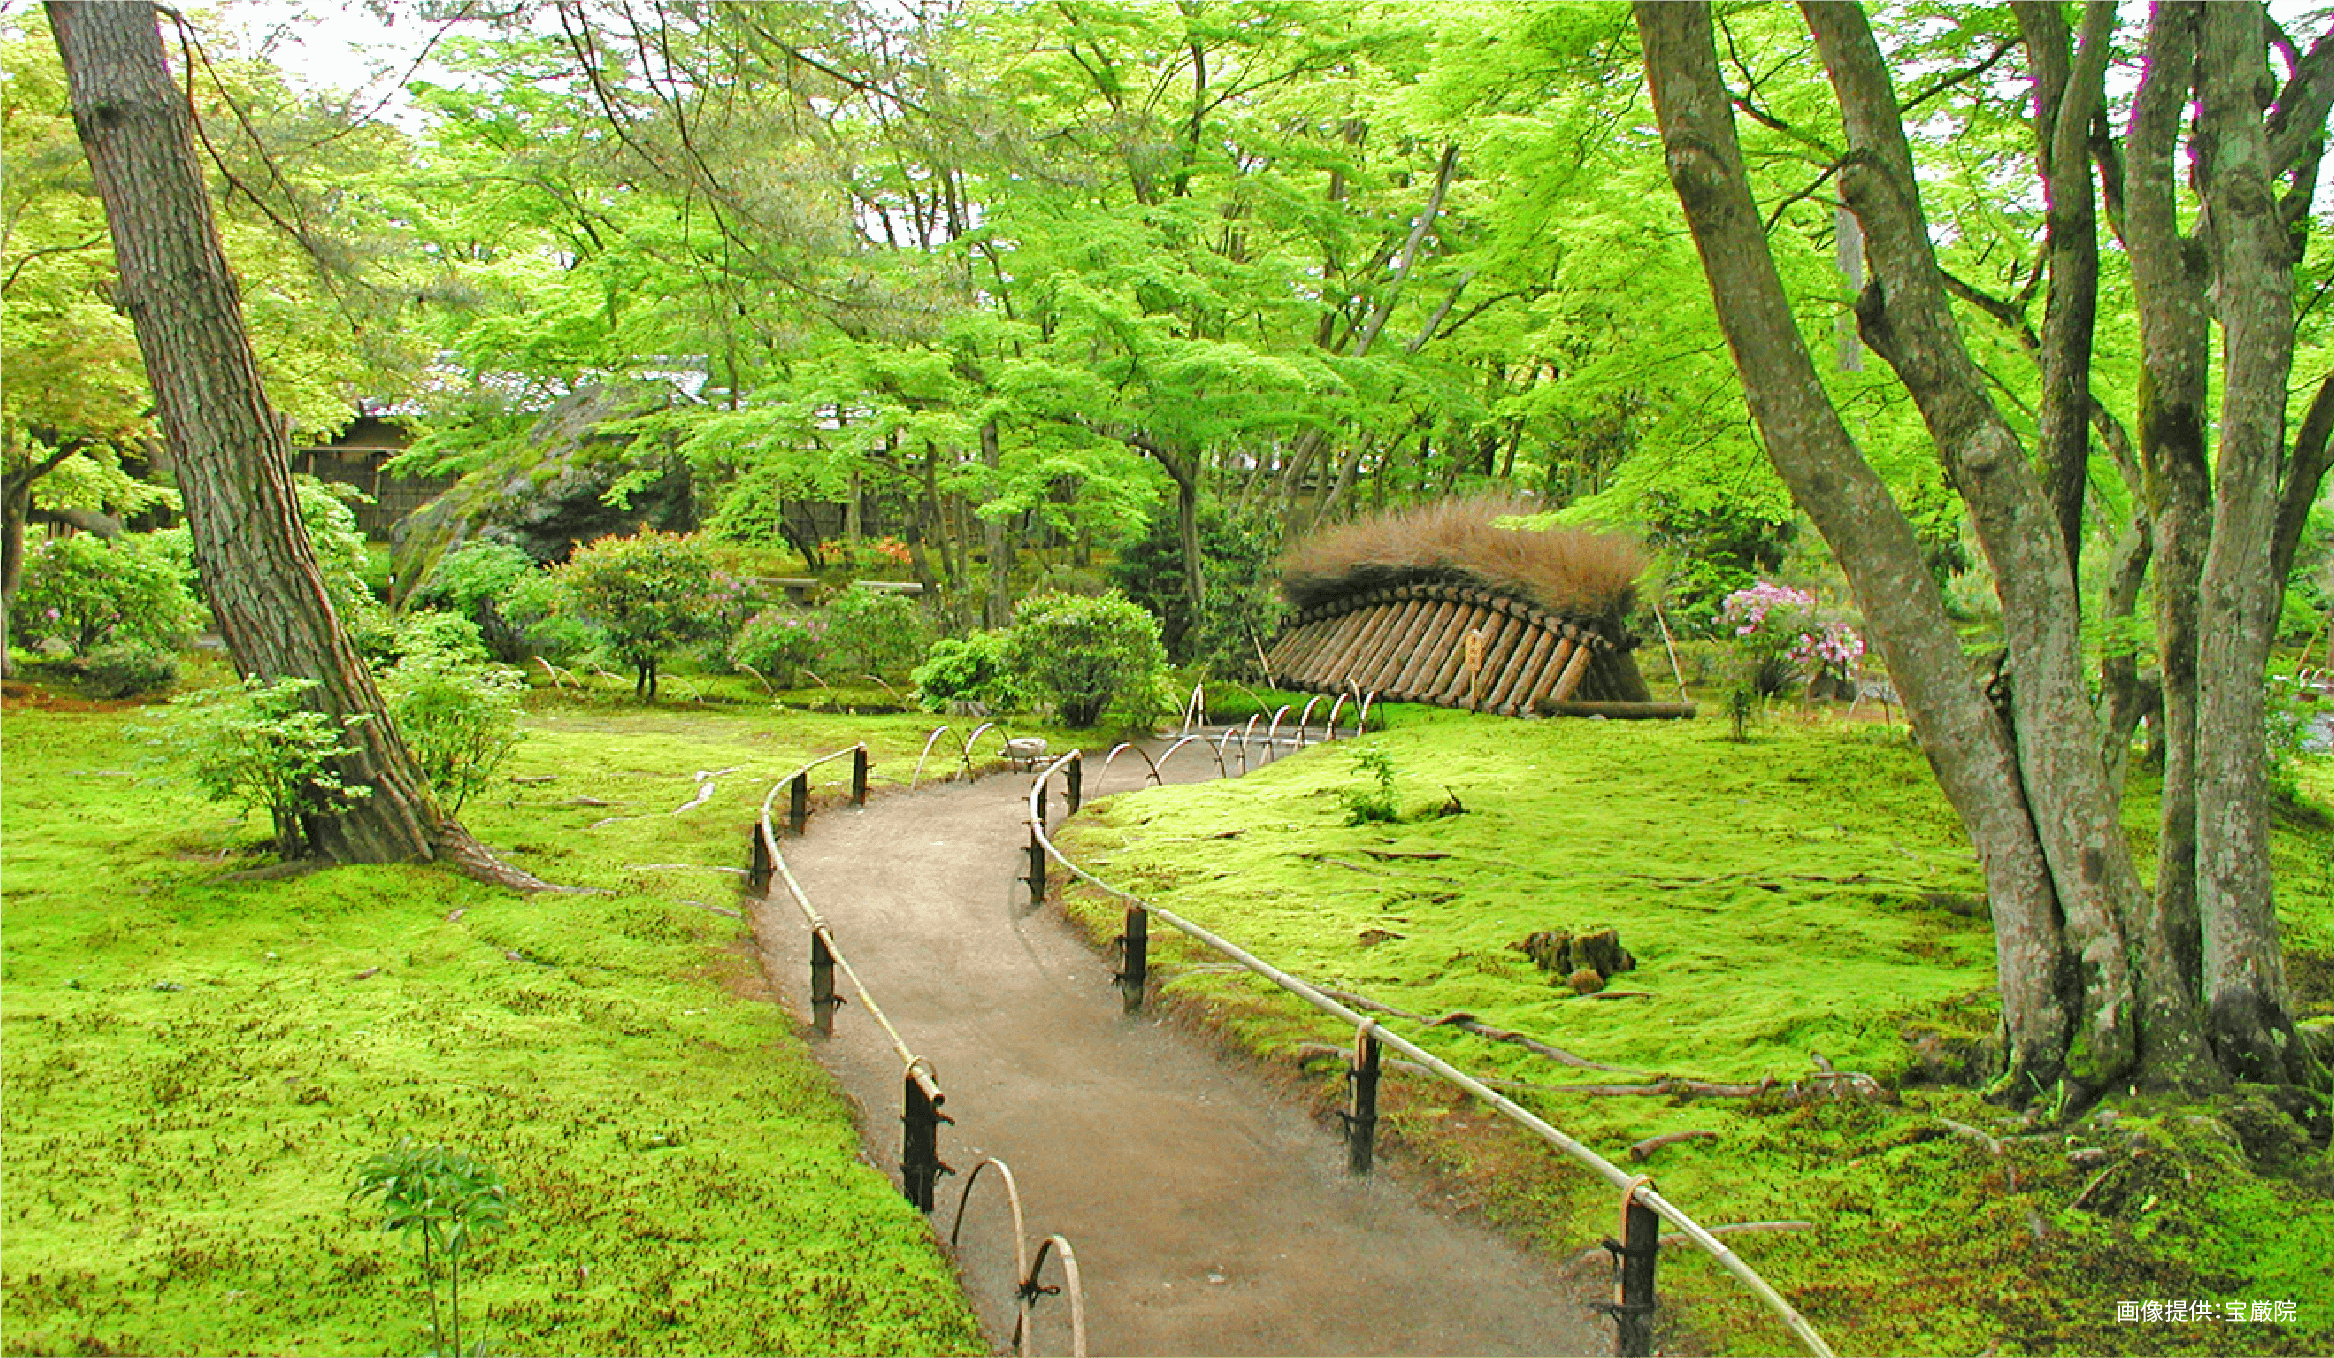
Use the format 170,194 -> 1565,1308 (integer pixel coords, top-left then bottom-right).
1035,778 -> 1050,829
852,746 -> 869,805
1608,1186 -> 1660,1357
809,928 -> 840,1036
901,1068 -> 950,1212
789,771 -> 810,835
1065,753 -> 1083,815
1026,826 -> 1047,908
747,824 -> 771,891
1115,905 -> 1148,1012
1344,1026 -> 1383,1176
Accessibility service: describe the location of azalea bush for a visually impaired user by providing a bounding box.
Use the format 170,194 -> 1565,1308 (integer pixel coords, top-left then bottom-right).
728,608 -> 825,687
1720,580 -> 1865,699
10,533 -> 203,655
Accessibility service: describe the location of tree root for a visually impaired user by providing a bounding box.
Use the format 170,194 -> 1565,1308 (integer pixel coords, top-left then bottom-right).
1320,987 -> 1645,1074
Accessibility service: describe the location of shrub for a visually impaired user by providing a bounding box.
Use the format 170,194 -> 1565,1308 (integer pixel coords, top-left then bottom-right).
820,587 -> 932,678
1720,581 -> 1865,699
1006,590 -> 1166,728
62,643 -> 179,699
10,533 -> 202,654
381,652 -> 525,814
356,608 -> 492,671
912,631 -> 1022,712
294,476 -> 380,627
412,541 -> 542,664
556,532 -> 733,700
154,677 -> 371,858
1644,493 -> 1796,634
728,609 -> 825,687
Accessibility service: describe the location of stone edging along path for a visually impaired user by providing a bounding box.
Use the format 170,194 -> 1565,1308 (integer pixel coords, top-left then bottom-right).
749,739 -> 1604,1357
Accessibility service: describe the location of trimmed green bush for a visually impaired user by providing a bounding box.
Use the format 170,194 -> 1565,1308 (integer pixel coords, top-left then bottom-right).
819,587 -> 931,678
912,630 -> 1022,712
556,532 -> 733,700
728,609 -> 825,687
1006,590 -> 1166,728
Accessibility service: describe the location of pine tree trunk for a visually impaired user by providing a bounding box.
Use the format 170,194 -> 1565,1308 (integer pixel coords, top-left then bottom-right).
47,0 -> 543,888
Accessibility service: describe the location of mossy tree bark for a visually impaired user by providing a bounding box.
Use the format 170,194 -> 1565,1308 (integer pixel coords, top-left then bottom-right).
1635,0 -> 2323,1104
47,0 -> 543,889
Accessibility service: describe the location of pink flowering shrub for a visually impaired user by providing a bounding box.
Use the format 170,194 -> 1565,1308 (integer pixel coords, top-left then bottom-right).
1720,580 -> 1864,697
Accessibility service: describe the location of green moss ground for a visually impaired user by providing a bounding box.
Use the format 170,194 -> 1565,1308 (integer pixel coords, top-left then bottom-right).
1058,710 -> 2334,1357
2,694 -> 990,1357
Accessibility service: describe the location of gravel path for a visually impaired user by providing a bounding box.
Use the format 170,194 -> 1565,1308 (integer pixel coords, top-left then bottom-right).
751,741 -> 1603,1357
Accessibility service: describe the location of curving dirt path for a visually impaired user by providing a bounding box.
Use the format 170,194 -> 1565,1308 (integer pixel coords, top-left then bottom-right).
750,742 -> 1603,1357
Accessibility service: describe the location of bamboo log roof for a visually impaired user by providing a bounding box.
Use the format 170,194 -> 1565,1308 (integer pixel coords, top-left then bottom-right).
1266,581 -> 1665,716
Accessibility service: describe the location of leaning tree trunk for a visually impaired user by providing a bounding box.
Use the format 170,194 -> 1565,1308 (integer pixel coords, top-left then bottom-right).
47,0 -> 541,888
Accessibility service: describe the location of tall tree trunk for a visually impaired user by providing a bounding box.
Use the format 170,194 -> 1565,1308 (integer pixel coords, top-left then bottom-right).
2192,0 -> 2308,1081
2012,0 -> 2115,575
47,0 -> 541,888
1802,0 -> 2217,1095
981,418 -> 1011,629
2123,0 -> 2216,1055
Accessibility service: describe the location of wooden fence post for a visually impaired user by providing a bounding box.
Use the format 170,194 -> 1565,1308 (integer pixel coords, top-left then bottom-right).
1066,753 -> 1083,816
1344,1024 -> 1383,1176
1115,906 -> 1148,1013
789,771 -> 810,835
852,746 -> 869,805
1609,1183 -> 1660,1357
747,824 -> 770,890
901,1067 -> 950,1212
810,928 -> 840,1036
1026,826 -> 1047,908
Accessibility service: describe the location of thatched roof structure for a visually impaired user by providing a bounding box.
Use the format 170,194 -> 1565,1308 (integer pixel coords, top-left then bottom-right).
1278,497 -> 1644,620
1267,499 -> 1679,717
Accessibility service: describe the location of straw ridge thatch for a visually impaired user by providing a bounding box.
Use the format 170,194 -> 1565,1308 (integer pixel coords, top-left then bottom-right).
1280,497 -> 1645,619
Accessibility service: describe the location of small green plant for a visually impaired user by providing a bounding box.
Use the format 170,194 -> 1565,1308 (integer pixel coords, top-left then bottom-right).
154,676 -> 371,857
1728,683 -> 1757,742
351,1141 -> 512,1357
911,630 -> 1021,712
1341,744 -> 1402,825
380,652 -> 526,814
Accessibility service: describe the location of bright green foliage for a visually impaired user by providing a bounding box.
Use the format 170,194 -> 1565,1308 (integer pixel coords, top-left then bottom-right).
351,1141 -> 511,1358
9,533 -> 202,655
555,532 -> 732,700
2,701 -> 986,1356
1340,744 -> 1403,825
412,542 -> 557,665
1111,499 -> 1287,674
819,588 -> 932,680
911,630 -> 1022,713
380,652 -> 525,815
295,480 -> 378,618
1006,590 -> 1167,729
154,677 -> 372,858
